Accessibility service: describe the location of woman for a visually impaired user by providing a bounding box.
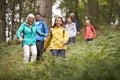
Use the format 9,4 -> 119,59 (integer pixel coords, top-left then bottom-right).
65,17 -> 77,44
16,14 -> 47,63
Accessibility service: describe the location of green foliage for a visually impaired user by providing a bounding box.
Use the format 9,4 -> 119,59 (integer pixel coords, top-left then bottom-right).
59,0 -> 120,25
0,26 -> 120,80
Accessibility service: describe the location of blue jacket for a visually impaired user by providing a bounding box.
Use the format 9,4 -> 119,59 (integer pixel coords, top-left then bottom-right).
17,22 -> 45,45
35,19 -> 49,41
73,19 -> 80,32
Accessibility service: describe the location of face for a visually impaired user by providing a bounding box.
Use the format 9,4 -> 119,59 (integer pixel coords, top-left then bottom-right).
35,15 -> 41,22
55,18 -> 62,26
67,17 -> 72,23
27,17 -> 34,25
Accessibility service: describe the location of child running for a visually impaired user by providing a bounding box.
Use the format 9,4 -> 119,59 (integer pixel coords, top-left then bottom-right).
44,17 -> 69,58
84,20 -> 96,42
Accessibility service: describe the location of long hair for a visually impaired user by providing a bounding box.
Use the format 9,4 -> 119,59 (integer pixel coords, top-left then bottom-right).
52,17 -> 65,28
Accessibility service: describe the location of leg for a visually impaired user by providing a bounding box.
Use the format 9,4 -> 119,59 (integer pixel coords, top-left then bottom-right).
58,49 -> 66,58
36,40 -> 44,60
23,45 -> 30,63
72,37 -> 76,43
30,45 -> 37,62
51,49 -> 58,57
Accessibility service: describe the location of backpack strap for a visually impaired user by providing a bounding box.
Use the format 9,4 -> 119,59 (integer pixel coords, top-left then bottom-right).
63,28 -> 65,37
42,23 -> 45,33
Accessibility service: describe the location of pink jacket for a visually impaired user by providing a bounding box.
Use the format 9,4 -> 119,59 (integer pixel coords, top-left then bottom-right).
84,23 -> 96,39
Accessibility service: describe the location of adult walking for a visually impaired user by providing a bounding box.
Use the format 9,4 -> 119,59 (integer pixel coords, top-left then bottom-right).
35,12 -> 49,60
69,13 -> 80,35
16,14 -> 47,63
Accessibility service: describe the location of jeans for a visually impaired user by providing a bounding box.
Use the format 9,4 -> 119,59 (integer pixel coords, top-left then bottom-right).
23,45 -> 37,63
51,49 -> 66,58
36,40 -> 44,60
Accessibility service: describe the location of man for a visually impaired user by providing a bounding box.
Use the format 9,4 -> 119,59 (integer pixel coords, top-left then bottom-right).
69,13 -> 80,35
35,12 -> 49,60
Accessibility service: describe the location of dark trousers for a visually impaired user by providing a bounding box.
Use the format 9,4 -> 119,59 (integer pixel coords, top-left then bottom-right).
36,40 -> 44,60
68,37 -> 76,43
51,49 -> 66,58
85,38 -> 93,42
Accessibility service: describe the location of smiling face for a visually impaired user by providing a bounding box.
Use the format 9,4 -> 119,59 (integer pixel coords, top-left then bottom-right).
27,17 -> 34,25
55,17 -> 63,27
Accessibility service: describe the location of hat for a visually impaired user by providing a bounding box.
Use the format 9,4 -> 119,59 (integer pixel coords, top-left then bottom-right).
70,13 -> 75,16
26,14 -> 35,22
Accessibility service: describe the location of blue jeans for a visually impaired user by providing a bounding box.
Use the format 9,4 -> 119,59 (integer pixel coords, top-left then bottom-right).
51,49 -> 66,58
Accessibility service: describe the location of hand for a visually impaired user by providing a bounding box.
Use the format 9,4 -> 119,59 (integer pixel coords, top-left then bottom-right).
43,48 -> 46,52
77,32 -> 80,35
44,33 -> 48,37
62,41 -> 67,45
44,37 -> 47,41
18,37 -> 23,42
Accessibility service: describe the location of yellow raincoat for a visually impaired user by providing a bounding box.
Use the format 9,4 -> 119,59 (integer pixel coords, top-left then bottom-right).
44,26 -> 69,50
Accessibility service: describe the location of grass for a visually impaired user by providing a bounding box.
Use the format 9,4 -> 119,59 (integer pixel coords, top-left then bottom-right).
0,26 -> 120,80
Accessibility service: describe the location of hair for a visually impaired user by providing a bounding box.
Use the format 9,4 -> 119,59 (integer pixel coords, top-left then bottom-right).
52,16 -> 65,28
26,14 -> 35,22
86,20 -> 90,24
35,12 -> 41,16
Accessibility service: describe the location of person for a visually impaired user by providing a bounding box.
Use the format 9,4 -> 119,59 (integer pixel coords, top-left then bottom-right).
35,12 -> 49,60
44,17 -> 69,58
84,20 -> 96,42
65,17 -> 77,44
16,14 -> 47,63
69,13 -> 80,35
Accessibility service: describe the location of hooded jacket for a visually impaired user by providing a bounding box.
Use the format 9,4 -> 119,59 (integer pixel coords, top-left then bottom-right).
49,26 -> 69,50
16,22 -> 45,45
84,23 -> 96,39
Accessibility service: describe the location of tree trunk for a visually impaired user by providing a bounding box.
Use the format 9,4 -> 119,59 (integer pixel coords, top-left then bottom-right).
11,2 -> 15,39
39,0 -> 52,28
0,0 -> 6,41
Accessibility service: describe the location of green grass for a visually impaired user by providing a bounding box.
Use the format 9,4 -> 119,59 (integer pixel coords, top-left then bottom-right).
0,26 -> 120,80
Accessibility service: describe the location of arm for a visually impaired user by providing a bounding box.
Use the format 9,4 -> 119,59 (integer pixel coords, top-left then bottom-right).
74,23 -> 77,36
36,27 -> 47,37
16,23 -> 24,39
75,20 -> 80,33
43,29 -> 52,50
16,23 -> 25,42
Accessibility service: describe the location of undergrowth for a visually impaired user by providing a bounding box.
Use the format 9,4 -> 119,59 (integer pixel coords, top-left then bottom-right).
0,26 -> 120,80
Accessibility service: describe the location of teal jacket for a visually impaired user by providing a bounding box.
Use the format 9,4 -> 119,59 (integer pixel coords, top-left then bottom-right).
17,22 -> 45,45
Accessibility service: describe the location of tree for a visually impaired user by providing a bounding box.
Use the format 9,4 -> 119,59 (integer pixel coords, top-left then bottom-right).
0,0 -> 6,41
38,0 -> 52,28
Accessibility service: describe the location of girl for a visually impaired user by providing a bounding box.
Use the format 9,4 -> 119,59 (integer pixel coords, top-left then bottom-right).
44,17 -> 69,58
16,14 -> 47,63
84,20 -> 96,41
65,17 -> 77,44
